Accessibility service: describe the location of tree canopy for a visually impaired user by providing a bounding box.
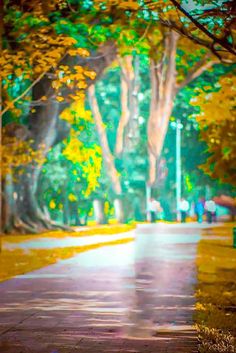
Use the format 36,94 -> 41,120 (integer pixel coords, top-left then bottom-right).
1,0 -> 235,233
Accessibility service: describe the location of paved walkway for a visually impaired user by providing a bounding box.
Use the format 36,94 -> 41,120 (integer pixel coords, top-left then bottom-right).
0,223 -> 202,352
4,231 -> 135,250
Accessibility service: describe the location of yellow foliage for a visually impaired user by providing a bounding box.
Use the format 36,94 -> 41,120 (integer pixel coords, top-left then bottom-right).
56,96 -> 64,102
60,92 -> 102,197
1,134 -> 45,177
63,135 -> 102,197
192,73 -> 236,184
68,193 -> 77,202
60,97 -> 92,124
62,138 -> 83,163
119,1 -> 139,10
104,201 -> 110,215
193,74 -> 236,125
49,200 -> 56,209
1,2 -> 95,117
68,48 -> 89,57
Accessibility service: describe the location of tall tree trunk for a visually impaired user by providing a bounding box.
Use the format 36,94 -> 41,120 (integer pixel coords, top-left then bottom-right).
88,84 -> 122,196
147,30 -> 179,186
115,63 -> 130,156
125,55 -> 140,152
115,55 -> 134,155
3,171 -> 44,234
115,55 -> 140,156
147,31 -> 215,187
93,199 -> 107,225
2,43 -> 116,234
88,84 -> 125,223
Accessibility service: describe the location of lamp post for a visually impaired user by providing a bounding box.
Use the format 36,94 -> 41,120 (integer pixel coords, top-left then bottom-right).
171,119 -> 183,222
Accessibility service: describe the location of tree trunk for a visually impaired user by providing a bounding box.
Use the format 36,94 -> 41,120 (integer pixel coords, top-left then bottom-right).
2,43 -> 116,234
115,55 -> 140,155
71,201 -> 81,226
2,174 -> 18,233
146,183 -> 152,222
147,30 -> 179,186
125,55 -> 140,152
88,84 -> 122,196
147,31 -> 213,187
115,61 -> 130,155
88,84 -> 126,223
114,198 -> 125,223
93,199 -> 107,225
3,171 -> 45,234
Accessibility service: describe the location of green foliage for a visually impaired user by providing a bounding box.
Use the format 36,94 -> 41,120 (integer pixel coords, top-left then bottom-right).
2,0 -> 235,230
38,106 -> 101,225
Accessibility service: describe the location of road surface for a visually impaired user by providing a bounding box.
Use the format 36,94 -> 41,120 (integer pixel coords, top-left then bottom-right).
0,223 -> 202,353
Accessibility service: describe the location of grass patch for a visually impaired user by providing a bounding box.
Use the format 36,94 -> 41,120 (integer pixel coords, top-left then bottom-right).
195,223 -> 236,352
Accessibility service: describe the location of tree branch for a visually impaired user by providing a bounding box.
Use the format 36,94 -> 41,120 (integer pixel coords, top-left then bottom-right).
170,0 -> 236,56
117,56 -> 129,84
158,17 -> 234,64
0,71 -> 47,118
176,57 -> 216,92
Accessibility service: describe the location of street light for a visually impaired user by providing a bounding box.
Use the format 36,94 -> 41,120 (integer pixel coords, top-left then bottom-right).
170,119 -> 183,222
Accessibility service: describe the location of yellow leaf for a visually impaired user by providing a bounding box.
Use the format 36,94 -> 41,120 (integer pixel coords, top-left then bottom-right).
68,193 -> 77,202
56,96 -> 64,102
49,200 -> 56,209
15,68 -> 22,77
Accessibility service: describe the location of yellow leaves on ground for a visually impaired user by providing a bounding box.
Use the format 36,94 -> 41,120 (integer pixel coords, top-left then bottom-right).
195,223 -> 236,348
0,224 -> 135,282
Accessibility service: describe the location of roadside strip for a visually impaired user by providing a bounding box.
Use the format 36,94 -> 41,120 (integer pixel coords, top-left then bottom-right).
0,226 -> 135,283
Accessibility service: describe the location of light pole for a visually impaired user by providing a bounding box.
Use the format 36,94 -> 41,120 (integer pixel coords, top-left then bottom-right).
171,119 -> 183,221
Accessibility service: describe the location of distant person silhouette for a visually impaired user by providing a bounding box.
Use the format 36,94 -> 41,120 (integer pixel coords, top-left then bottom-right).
147,198 -> 162,223
205,199 -> 217,223
179,198 -> 190,223
195,199 -> 204,223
